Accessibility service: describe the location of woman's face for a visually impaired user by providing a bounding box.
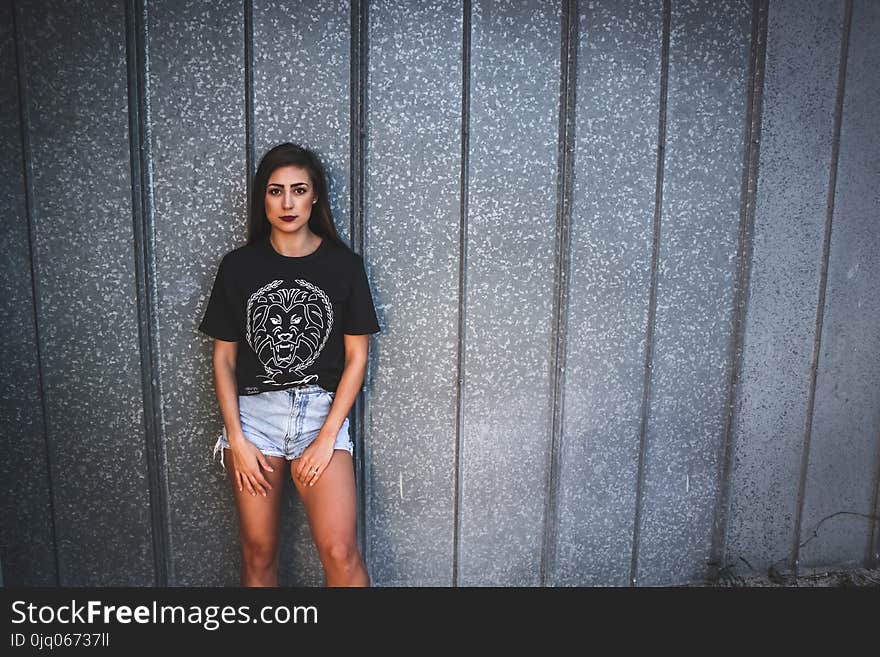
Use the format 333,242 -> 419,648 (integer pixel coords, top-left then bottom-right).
264,164 -> 317,236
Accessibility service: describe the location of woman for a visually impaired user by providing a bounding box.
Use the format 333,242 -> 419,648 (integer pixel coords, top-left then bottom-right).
198,142 -> 380,586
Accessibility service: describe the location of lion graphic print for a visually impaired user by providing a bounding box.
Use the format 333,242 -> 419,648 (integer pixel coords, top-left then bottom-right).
245,279 -> 333,387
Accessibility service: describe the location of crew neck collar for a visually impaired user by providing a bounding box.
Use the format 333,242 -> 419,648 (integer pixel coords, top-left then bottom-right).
264,234 -> 326,261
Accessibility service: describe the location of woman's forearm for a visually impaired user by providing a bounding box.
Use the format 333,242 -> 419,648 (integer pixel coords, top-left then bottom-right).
213,357 -> 246,446
319,356 -> 367,438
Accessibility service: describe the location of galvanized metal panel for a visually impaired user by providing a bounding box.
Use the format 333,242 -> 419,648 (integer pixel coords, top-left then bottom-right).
6,0 -> 880,588
365,0 -> 462,586
149,0 -> 247,586
637,0 -> 751,586
366,0 -> 462,586
253,0 -> 352,246
251,0 -> 353,587
459,0 -> 560,586
554,0 -> 663,587
800,0 -> 880,570
17,0 -> 154,585
0,0 -> 56,586
726,0 -> 844,576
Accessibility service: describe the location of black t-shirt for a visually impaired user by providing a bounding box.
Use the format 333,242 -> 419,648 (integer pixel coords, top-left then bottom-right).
198,235 -> 380,395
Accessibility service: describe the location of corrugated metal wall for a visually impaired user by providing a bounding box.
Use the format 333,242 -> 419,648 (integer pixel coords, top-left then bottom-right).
1,0 -> 877,587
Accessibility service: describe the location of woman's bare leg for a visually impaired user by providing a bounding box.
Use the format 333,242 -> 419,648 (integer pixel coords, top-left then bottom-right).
291,450 -> 369,587
225,450 -> 287,586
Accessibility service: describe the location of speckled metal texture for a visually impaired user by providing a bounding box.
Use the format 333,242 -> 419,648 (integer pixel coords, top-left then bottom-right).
725,0 -> 844,577
5,0 -> 880,588
253,0 -> 352,246
554,0 -> 663,587
459,0 -> 560,586
14,0 -> 154,585
0,0 -> 56,586
365,0 -> 462,586
636,0 -> 751,586
252,0 -> 352,586
148,0 -> 247,586
800,0 -> 880,570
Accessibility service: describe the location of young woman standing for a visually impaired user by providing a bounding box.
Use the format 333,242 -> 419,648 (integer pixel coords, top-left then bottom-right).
199,142 -> 380,586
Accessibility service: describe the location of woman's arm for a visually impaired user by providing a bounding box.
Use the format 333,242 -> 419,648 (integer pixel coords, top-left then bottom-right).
293,334 -> 370,486
212,339 -> 243,442
213,338 -> 275,495
321,334 -> 369,436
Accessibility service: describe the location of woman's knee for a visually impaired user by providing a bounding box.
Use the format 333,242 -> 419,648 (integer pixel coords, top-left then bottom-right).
318,538 -> 359,569
241,538 -> 278,570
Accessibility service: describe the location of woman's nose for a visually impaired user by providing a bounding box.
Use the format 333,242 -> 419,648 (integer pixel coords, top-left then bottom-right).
283,191 -> 295,208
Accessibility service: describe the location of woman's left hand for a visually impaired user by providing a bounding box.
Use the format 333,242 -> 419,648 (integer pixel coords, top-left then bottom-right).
294,433 -> 336,486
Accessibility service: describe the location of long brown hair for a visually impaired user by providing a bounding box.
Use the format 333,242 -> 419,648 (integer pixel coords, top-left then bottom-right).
247,143 -> 348,250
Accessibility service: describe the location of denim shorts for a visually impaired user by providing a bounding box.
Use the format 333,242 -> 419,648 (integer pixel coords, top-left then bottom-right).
212,384 -> 352,471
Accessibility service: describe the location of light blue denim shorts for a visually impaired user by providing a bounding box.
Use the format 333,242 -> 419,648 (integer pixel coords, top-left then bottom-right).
212,384 -> 352,471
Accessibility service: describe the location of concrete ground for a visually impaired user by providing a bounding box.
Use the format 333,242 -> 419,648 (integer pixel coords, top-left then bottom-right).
705,566 -> 880,587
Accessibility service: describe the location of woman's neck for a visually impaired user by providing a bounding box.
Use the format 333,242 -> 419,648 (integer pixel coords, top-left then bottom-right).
268,228 -> 323,257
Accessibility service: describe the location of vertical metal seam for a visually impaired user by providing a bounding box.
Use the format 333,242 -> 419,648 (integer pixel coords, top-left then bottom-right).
869,427 -> 880,567
125,0 -> 171,586
541,0 -> 577,588
452,0 -> 472,588
791,0 -> 852,577
708,0 -> 768,581
350,0 -> 367,256
629,0 -> 670,588
11,0 -> 61,585
244,0 -> 254,185
349,0 -> 371,572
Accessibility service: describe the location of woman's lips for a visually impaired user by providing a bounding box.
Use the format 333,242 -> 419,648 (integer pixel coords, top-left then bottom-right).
280,215 -> 297,222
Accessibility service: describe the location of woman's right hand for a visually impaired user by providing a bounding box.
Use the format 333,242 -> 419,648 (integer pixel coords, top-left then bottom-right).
228,436 -> 275,497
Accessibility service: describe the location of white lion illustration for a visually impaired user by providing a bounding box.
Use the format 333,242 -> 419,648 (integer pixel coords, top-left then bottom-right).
246,279 -> 333,386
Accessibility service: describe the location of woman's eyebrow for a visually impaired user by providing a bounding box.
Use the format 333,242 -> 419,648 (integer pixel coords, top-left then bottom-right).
267,181 -> 309,187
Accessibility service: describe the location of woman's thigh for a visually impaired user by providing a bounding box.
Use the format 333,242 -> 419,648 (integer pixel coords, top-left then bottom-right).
225,451 -> 288,546
291,450 -> 358,549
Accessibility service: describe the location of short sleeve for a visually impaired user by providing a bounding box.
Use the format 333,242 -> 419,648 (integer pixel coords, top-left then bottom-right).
343,254 -> 381,335
198,256 -> 241,341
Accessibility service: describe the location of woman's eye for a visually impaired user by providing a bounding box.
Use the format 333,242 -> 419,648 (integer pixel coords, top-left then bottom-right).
269,189 -> 280,195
